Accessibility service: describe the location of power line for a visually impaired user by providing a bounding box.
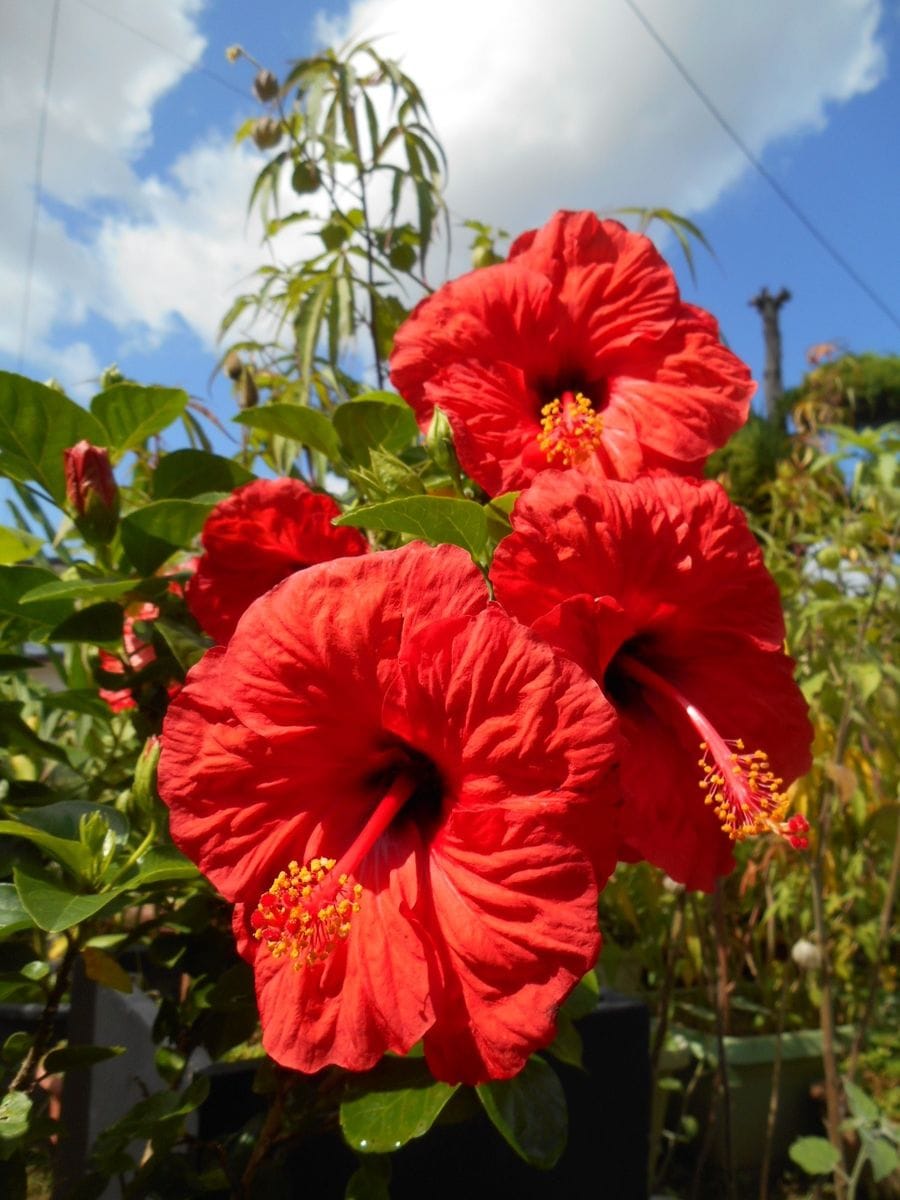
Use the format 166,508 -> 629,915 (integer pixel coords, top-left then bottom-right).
621,0 -> 900,334
72,0 -> 250,101
17,0 -> 62,371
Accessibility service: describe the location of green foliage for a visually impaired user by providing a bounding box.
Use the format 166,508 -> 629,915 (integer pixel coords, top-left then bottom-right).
477,1056 -> 568,1169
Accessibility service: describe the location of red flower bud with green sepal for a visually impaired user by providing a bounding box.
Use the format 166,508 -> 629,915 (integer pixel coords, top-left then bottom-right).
63,440 -> 119,544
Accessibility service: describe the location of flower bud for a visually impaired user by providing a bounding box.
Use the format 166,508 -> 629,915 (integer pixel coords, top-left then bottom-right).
425,406 -> 459,475
253,69 -> 279,102
64,441 -> 119,544
252,117 -> 282,150
131,736 -> 162,821
225,44 -> 243,64
791,937 -> 822,972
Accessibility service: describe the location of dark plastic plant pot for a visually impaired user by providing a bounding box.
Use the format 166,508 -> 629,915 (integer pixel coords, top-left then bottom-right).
680,1024 -> 854,1172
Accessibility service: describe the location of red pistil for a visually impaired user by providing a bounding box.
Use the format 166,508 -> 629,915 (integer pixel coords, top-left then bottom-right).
537,390 -> 604,467
252,775 -> 416,969
617,654 -> 809,849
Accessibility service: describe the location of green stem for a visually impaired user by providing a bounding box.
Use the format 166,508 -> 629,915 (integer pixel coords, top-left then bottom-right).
105,822 -> 156,890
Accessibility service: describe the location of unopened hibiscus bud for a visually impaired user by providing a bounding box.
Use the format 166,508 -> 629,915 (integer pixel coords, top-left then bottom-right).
224,350 -> 244,381
99,363 -> 125,389
425,406 -> 459,475
253,68 -> 279,102
131,736 -> 163,821
791,938 -> 822,971
252,117 -> 282,150
225,44 -> 243,63
64,441 -> 119,544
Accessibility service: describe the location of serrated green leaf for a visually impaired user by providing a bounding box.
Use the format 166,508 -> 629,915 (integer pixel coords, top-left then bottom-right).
789,1136 -> 841,1175
120,498 -> 218,575
336,496 -> 488,560
234,404 -> 340,459
91,385 -> 189,458
477,1056 -> 567,1169
333,392 -> 418,464
863,1133 -> 899,1182
0,372 -> 108,503
151,450 -> 254,500
0,527 -> 43,565
843,1080 -> 880,1123
13,865 -> 133,933
340,1076 -> 458,1153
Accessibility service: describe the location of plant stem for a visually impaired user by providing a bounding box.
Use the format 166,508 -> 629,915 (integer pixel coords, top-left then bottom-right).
758,966 -> 793,1200
712,881 -> 737,1200
9,934 -> 79,1094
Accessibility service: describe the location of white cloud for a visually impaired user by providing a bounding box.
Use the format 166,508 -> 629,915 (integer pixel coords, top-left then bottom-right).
0,0 -> 887,387
317,0 -> 885,252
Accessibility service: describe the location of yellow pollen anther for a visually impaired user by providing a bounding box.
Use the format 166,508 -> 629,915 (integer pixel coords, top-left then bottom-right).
536,392 -> 604,466
251,856 -> 363,971
698,741 -> 808,849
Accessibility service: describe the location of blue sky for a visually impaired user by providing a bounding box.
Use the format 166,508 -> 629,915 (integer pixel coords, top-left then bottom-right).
2,0 -> 897,430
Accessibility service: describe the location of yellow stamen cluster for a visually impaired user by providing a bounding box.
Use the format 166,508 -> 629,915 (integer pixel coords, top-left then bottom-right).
537,392 -> 604,466
698,739 -> 805,844
252,856 -> 363,971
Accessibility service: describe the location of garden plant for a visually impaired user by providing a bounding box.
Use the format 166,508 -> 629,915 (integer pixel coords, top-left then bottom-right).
0,39 -> 897,1200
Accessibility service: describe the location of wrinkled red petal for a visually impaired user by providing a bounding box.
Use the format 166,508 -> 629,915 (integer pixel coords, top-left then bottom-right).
186,478 -> 368,643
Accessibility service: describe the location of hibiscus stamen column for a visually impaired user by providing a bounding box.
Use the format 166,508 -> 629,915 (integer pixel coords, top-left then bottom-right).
251,775 -> 416,969
617,654 -> 809,849
537,390 -> 604,466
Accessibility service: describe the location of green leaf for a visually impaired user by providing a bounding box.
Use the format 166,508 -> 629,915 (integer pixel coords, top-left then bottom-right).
0,703 -> 70,765
16,801 -> 129,844
345,1155 -> 391,1200
546,1012 -> 584,1070
0,565 -> 74,632
151,450 -> 254,500
0,527 -> 43,565
234,404 -> 340,460
130,845 -> 200,887
120,498 -> 219,575
340,1076 -> 459,1153
0,885 -> 32,937
13,865 -> 133,933
0,821 -> 91,879
48,601 -> 125,645
43,1043 -> 125,1073
843,1080 -> 880,1123
789,1136 -> 842,1175
18,575 -> 141,604
154,617 -> 212,672
0,654 -> 42,672
863,1134 -> 900,1183
0,372 -> 108,503
333,392 -> 418,464
848,662 -> 881,705
81,946 -> 133,994
0,1092 -> 32,1154
477,1056 -> 568,1170
336,496 -> 488,560
91,385 -> 189,458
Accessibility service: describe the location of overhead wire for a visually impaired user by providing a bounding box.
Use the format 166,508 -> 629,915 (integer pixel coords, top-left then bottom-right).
621,0 -> 900,334
17,0 -> 62,370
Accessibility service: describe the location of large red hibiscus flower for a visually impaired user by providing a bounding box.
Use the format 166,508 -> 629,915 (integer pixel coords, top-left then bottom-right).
186,478 -> 368,643
159,543 -> 620,1083
490,472 -> 812,892
390,211 -> 753,496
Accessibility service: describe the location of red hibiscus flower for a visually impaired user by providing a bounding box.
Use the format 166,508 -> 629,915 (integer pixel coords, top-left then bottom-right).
390,211 -> 753,496
99,602 -> 170,713
490,472 -> 812,892
185,478 -> 368,643
159,543 -> 620,1083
